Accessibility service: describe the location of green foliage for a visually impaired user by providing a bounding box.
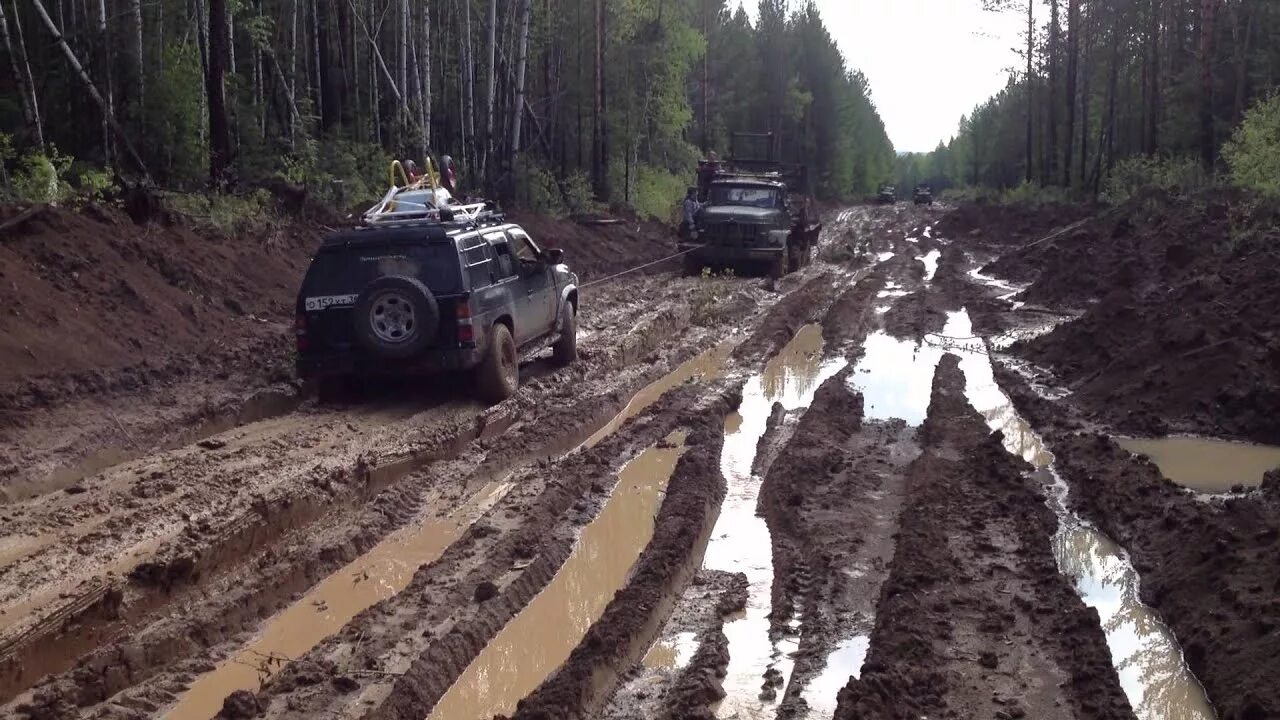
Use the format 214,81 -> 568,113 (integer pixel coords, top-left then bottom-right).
1223,94 -> 1280,197
630,166 -> 688,221
11,148 -> 72,204
72,165 -> 120,203
142,45 -> 209,187
1101,156 -> 1211,203
164,189 -> 273,232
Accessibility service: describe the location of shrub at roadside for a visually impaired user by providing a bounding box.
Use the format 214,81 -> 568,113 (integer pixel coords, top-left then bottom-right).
1224,93 -> 1280,197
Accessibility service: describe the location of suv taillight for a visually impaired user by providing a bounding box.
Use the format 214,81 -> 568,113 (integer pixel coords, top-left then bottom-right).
456,303 -> 475,344
295,313 -> 309,351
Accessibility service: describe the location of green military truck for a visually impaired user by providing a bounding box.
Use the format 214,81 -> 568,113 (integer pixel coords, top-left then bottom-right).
682,133 -> 821,278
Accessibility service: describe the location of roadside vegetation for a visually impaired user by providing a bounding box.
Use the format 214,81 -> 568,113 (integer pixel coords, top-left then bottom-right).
0,0 -> 894,222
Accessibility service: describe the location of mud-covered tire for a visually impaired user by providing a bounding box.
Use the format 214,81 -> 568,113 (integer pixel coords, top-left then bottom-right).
353,276 -> 438,359
552,303 -> 578,366
476,323 -> 518,403
769,252 -> 789,279
683,253 -> 703,277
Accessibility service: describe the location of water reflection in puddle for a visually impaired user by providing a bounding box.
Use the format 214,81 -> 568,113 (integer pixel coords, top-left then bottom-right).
876,251 -> 895,263
707,325 -> 847,719
919,250 -> 941,282
848,333 -> 944,425
643,631 -> 699,670
1116,437 -> 1280,493
426,433 -> 688,720
801,636 -> 869,719
946,309 -> 1216,720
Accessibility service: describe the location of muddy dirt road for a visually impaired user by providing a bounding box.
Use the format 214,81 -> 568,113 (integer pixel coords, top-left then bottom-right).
3,199 -> 1274,720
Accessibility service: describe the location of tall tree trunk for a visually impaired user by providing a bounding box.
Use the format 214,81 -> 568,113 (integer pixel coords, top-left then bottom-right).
1100,7 -> 1123,193
1079,3 -> 1092,186
1063,0 -> 1080,188
29,0 -> 148,177
1229,0 -> 1252,124
132,0 -> 144,105
483,0 -> 497,187
1199,0 -> 1218,170
206,0 -> 232,185
1046,0 -> 1060,185
0,0 -> 44,149
592,0 -> 609,200
509,0 -> 532,194
97,0 -> 113,165
702,0 -> 710,153
1024,0 -> 1034,184
1145,0 -> 1161,154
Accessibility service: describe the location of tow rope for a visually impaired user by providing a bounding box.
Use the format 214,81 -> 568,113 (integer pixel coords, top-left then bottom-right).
579,245 -> 706,290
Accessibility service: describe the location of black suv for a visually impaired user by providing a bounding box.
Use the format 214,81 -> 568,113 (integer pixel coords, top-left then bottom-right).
877,184 -> 897,204
914,184 -> 934,205
295,218 -> 579,403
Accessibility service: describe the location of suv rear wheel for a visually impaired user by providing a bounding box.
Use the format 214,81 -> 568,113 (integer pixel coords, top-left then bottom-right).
353,277 -> 439,359
552,303 -> 578,366
477,323 -> 518,403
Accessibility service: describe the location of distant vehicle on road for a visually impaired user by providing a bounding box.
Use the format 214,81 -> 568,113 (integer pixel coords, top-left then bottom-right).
914,184 -> 934,205
295,159 -> 579,404
680,132 -> 821,278
877,184 -> 897,204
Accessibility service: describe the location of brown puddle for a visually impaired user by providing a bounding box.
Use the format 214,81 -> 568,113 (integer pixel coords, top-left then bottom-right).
1116,437 -> 1280,493
425,432 -> 689,720
707,324 -> 848,718
164,481 -> 513,720
642,631 -> 699,670
581,342 -> 733,449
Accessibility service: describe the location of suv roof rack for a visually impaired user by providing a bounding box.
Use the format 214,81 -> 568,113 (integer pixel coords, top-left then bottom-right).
358,159 -> 505,229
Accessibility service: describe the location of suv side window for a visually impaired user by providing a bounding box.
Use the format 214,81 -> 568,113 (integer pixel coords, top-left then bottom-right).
507,229 -> 541,264
462,240 -> 494,289
486,232 -> 518,280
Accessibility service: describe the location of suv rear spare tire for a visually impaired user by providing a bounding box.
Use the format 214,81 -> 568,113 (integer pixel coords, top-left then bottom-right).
477,323 -> 518,403
354,276 -> 439,359
552,303 -> 578,366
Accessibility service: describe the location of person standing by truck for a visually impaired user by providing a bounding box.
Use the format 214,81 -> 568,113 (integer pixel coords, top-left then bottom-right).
680,187 -> 701,240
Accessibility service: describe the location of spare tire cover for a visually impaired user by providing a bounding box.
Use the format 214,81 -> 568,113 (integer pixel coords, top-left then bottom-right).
353,276 -> 439,359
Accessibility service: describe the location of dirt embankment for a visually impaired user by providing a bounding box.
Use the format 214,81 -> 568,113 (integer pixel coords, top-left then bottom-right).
996,191 -> 1280,443
997,368 -> 1280,720
834,356 -> 1134,720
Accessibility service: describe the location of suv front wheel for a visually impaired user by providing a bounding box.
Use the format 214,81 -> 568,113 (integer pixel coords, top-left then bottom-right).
552,303 -> 578,366
477,323 -> 518,403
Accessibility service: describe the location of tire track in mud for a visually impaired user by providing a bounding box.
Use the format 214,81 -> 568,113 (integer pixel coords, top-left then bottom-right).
998,368 -> 1280,720
834,356 -> 1135,720
1,275 -> 749,718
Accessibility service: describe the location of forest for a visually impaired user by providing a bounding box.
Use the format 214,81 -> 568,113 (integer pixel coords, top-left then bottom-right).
897,0 -> 1280,201
0,0 -> 896,218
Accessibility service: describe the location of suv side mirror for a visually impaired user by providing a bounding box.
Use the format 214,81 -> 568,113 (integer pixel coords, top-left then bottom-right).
546,248 -> 564,264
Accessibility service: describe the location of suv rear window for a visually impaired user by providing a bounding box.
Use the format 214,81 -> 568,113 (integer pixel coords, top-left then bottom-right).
462,242 -> 495,289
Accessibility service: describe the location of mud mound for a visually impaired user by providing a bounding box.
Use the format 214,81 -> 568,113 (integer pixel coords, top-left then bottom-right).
934,202 -> 1092,249
835,356 -> 1133,720
1013,194 -> 1280,443
0,204 -> 322,413
508,212 -> 677,282
1051,433 -> 1280,720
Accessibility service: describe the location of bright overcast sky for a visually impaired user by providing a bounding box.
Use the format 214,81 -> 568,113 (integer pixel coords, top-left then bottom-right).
742,0 -> 1027,153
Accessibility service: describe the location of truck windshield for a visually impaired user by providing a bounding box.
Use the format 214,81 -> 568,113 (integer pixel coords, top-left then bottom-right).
707,185 -> 780,209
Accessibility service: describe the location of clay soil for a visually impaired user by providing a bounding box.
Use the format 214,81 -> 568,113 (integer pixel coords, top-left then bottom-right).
4,194 -> 1275,720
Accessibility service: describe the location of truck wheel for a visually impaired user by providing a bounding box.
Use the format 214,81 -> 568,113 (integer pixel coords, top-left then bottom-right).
552,303 -> 578,366
476,323 -> 518,403
770,252 -> 789,279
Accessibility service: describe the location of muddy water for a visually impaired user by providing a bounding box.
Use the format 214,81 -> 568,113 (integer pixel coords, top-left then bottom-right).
849,332 -> 944,425
706,324 -> 848,719
164,481 -> 513,719
919,249 -> 941,282
946,309 -> 1217,720
582,342 -> 734,449
426,433 -> 688,720
643,631 -> 699,670
801,636 -> 869,719
1116,437 -> 1280,493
